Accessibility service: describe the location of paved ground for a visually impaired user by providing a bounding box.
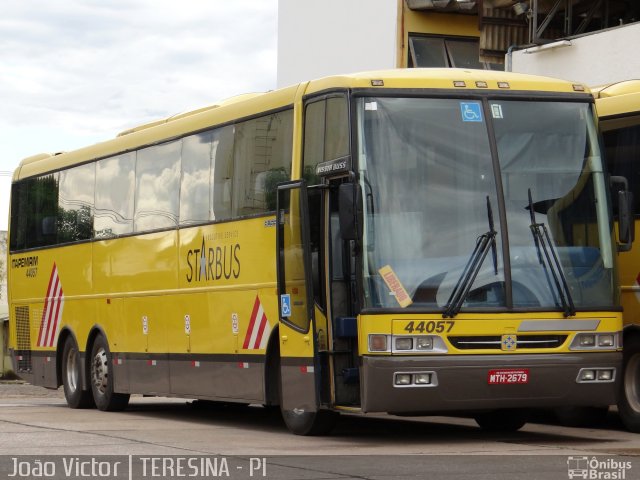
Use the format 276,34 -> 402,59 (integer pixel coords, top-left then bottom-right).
0,382 -> 639,479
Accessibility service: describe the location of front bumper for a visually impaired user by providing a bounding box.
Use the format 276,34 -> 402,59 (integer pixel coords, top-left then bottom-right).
360,352 -> 621,413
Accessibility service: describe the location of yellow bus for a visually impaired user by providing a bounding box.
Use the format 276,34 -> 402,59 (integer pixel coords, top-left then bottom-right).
8,69 -> 631,435
595,80 -> 640,432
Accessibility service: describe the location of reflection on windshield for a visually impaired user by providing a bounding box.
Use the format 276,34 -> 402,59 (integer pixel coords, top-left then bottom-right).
357,97 -> 616,312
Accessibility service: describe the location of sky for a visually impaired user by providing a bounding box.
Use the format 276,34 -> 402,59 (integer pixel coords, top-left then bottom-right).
0,0 -> 279,230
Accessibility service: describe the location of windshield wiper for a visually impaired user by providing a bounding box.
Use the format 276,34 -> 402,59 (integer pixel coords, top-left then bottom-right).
443,196 -> 498,318
528,189 -> 576,317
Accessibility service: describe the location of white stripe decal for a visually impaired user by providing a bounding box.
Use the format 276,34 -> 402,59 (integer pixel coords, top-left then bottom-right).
38,264 -> 64,348
242,296 -> 271,350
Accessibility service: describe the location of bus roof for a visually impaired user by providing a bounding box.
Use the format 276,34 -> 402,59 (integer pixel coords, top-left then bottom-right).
594,79 -> 640,119
303,68 -> 588,96
13,68 -> 589,181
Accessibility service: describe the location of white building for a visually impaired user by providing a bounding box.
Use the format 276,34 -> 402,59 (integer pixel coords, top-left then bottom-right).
277,0 -> 640,88
509,22 -> 640,86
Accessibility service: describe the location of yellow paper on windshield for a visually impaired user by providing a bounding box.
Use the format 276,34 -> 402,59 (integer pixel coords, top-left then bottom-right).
379,265 -> 413,308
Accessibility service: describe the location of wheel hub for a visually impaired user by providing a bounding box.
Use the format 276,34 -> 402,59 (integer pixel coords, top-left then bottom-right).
91,347 -> 109,395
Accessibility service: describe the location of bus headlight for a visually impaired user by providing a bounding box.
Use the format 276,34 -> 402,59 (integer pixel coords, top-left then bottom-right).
598,335 -> 615,347
369,334 -> 447,354
577,368 -> 615,383
570,332 -> 620,350
579,334 -> 596,347
414,373 -> 432,385
395,338 -> 413,350
416,337 -> 433,350
369,334 -> 389,352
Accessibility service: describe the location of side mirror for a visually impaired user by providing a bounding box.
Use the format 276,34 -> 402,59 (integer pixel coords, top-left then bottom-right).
611,176 -> 635,252
338,183 -> 361,241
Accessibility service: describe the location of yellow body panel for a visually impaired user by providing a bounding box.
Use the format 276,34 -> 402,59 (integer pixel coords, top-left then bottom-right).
596,80 -> 640,331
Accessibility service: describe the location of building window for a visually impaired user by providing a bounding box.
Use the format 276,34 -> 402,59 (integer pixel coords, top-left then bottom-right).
408,35 -> 502,70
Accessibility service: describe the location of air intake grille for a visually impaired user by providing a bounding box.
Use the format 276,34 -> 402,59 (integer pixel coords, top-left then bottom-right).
449,335 -> 568,350
14,305 -> 32,372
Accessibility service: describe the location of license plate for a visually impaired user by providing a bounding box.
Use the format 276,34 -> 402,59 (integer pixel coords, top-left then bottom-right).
487,369 -> 529,385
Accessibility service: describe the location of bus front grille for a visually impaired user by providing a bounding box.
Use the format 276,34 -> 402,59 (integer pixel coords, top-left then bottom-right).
448,335 -> 568,350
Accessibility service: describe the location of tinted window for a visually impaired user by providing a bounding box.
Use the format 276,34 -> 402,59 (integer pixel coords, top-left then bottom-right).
135,141 -> 181,232
58,163 -> 95,243
604,123 -> 640,215
10,173 -> 60,250
233,110 -> 292,216
180,132 -> 213,226
212,125 -> 235,221
303,96 -> 349,185
95,153 -> 135,238
303,101 -> 325,184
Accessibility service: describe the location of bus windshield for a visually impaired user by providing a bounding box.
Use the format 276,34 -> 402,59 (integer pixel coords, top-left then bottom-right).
357,96 -> 617,313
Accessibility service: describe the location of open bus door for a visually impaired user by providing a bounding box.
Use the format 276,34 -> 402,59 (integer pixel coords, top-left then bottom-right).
275,180 -> 337,435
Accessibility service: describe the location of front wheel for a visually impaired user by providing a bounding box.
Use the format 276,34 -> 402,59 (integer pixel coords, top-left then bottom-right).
90,334 -> 130,411
281,408 -> 338,436
554,406 -> 609,427
475,409 -> 528,432
61,337 -> 94,409
618,335 -> 640,432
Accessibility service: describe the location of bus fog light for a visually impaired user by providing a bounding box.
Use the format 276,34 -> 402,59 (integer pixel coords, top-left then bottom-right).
395,338 -> 413,350
395,374 -> 412,385
579,334 -> 596,347
416,337 -> 433,350
597,369 -> 613,381
598,335 -> 614,347
580,369 -> 596,381
414,373 -> 432,385
369,335 -> 388,352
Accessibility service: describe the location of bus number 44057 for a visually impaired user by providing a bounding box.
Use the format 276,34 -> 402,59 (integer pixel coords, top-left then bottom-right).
404,320 -> 455,334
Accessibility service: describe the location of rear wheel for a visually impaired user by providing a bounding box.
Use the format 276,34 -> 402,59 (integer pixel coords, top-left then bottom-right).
61,337 -> 94,409
618,335 -> 640,432
475,409 -> 528,432
90,334 -> 130,411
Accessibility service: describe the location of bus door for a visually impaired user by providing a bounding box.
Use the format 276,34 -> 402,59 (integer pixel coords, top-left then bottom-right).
325,180 -> 361,407
276,180 -> 360,417
276,181 -> 323,415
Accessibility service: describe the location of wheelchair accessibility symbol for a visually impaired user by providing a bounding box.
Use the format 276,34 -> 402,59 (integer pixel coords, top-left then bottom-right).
460,102 -> 483,122
280,294 -> 292,318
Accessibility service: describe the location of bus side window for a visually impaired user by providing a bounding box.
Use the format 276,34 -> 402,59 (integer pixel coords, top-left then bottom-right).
303,94 -> 349,185
95,153 -> 135,238
57,162 -> 95,244
232,110 -> 293,217
604,122 -> 640,216
180,131 -> 214,226
134,140 -> 181,232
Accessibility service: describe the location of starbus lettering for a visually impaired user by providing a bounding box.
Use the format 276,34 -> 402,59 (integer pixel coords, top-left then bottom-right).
186,236 -> 240,283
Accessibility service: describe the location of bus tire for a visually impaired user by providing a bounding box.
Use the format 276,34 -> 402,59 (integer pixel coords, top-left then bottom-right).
61,337 -> 94,409
474,409 -> 528,432
281,408 -> 338,436
618,334 -> 640,432
554,406 -> 609,427
89,334 -> 130,411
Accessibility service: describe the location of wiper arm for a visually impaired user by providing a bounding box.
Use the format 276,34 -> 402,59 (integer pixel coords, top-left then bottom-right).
528,189 -> 576,317
443,196 -> 498,318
